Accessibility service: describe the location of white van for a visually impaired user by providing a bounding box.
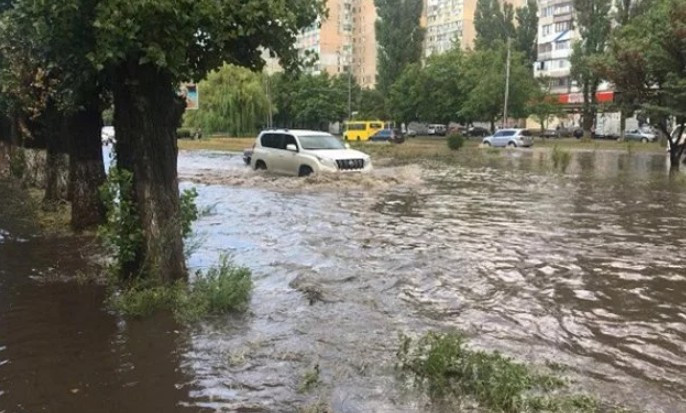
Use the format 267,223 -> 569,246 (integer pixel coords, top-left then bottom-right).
427,124 -> 447,136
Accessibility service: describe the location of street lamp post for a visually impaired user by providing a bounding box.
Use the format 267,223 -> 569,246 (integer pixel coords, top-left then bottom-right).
503,37 -> 511,129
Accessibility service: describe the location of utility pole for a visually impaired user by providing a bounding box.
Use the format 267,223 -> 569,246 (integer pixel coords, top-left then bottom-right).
348,61 -> 352,120
503,37 -> 511,129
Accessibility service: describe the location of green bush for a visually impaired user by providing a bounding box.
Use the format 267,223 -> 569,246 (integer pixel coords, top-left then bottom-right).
177,128 -> 192,139
395,331 -> 620,413
98,168 -> 143,280
177,256 -> 253,321
110,256 -> 253,321
447,133 -> 465,151
109,282 -> 184,318
180,187 -> 199,238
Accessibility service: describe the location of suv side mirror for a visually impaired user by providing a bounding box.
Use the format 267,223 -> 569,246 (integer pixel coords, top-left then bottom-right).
345,143 -> 351,149
286,143 -> 298,152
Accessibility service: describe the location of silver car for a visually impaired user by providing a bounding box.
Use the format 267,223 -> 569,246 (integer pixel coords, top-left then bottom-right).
482,129 -> 534,148
624,128 -> 657,143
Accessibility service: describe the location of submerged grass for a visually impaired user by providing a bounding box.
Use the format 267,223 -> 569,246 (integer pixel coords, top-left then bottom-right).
298,364 -> 321,393
109,256 -> 253,321
396,331 -> 633,413
551,145 -> 572,172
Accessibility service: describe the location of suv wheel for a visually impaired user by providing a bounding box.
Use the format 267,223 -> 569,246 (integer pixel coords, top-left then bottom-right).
641,137 -> 648,143
508,141 -> 517,148
299,165 -> 313,177
254,160 -> 267,170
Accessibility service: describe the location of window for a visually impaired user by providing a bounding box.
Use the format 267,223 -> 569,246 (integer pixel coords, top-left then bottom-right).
299,135 -> 345,150
542,24 -> 551,36
555,40 -> 570,50
520,130 -> 532,137
557,59 -> 569,68
283,134 -> 298,150
554,3 -> 572,15
538,42 -> 552,53
261,133 -> 283,149
346,123 -> 367,131
542,6 -> 553,17
494,130 -> 515,137
555,21 -> 571,32
370,122 -> 383,129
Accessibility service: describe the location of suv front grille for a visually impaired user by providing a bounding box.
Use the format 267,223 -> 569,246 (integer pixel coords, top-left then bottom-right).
336,159 -> 365,170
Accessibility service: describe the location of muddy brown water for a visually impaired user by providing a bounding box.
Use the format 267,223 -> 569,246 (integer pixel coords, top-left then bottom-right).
2,148 -> 686,412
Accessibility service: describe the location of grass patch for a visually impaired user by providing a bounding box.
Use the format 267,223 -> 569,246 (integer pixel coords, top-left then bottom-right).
298,364 -> 321,393
297,400 -> 332,413
178,136 -> 255,152
551,145 -> 572,172
109,256 -> 253,321
396,331 -> 632,413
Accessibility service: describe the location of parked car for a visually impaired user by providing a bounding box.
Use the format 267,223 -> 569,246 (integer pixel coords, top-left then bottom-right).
465,126 -> 490,138
370,128 -> 405,144
427,124 -> 447,136
540,129 -> 559,138
482,129 -> 534,148
250,129 -> 372,176
405,129 -> 417,137
624,129 -> 657,143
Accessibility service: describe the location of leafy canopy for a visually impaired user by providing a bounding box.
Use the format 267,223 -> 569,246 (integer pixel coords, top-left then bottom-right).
374,0 -> 425,94
90,0 -> 324,82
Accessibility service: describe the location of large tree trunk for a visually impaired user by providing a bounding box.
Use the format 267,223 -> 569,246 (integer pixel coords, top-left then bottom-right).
619,110 -> 626,141
43,104 -> 69,209
68,94 -> 106,231
113,61 -> 186,283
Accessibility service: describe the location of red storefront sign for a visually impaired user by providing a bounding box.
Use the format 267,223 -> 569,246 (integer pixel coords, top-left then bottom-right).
558,91 -> 614,104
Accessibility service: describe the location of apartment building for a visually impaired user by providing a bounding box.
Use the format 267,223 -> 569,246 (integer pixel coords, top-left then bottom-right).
294,0 -> 378,89
424,0 -> 524,56
534,0 -> 576,94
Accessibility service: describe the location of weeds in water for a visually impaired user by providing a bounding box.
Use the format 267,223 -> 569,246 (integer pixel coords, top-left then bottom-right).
297,399 -> 332,413
396,331 -> 629,413
109,256 -> 252,321
298,364 -> 321,393
176,256 -> 253,322
551,145 -> 572,172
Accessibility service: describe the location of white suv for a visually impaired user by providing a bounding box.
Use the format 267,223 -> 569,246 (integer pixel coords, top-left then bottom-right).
250,129 -> 372,176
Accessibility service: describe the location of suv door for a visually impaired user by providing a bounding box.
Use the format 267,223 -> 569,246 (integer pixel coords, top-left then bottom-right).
273,134 -> 300,175
258,133 -> 283,171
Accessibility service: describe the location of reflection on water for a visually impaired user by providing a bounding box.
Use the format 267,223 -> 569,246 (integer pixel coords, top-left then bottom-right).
2,149 -> 685,412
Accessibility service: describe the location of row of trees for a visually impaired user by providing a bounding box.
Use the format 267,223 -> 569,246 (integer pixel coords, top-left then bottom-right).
0,0 -> 322,285
569,0 -> 686,169
180,0 -> 544,135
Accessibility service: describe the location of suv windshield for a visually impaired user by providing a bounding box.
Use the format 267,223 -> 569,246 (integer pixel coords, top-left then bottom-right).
298,135 -> 346,150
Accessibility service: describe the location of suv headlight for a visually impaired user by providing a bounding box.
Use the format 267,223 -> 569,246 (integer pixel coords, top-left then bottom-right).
317,157 -> 337,169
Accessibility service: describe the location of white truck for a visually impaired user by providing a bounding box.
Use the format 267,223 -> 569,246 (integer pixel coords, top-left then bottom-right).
594,112 -> 639,139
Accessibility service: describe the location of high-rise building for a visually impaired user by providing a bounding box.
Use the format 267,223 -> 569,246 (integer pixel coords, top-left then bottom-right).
424,0 -> 475,55
533,0 -> 615,107
533,0 -> 576,94
424,0 -> 524,57
294,0 -> 378,89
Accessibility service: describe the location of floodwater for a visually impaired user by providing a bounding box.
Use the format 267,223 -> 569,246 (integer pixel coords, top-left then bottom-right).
2,148 -> 686,412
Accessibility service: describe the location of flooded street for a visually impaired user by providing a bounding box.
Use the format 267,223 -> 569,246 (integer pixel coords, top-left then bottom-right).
2,148 -> 686,412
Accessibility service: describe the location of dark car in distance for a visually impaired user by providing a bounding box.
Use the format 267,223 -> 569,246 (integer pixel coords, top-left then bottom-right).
370,129 -> 405,144
464,126 -> 490,138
